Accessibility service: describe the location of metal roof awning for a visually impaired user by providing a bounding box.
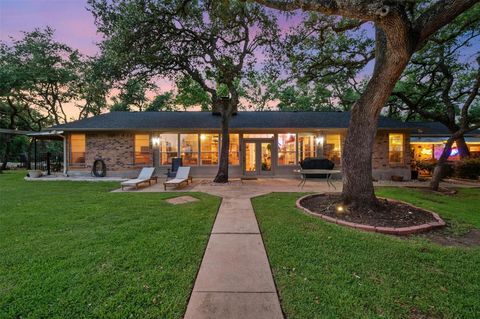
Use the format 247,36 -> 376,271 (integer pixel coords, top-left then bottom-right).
27,131 -> 64,140
0,129 -> 64,140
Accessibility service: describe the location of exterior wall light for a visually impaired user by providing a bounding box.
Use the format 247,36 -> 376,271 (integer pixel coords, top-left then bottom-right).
316,136 -> 324,145
151,136 -> 160,146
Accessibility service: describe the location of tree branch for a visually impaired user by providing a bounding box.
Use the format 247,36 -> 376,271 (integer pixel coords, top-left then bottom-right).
414,0 -> 479,49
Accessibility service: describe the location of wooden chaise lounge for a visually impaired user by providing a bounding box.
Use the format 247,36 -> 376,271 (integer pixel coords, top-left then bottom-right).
164,167 -> 192,190
121,167 -> 156,190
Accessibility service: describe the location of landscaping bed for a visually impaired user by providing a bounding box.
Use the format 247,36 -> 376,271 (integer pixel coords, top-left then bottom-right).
297,194 -> 445,234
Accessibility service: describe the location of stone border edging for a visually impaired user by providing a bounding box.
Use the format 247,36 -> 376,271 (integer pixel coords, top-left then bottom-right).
295,194 -> 446,235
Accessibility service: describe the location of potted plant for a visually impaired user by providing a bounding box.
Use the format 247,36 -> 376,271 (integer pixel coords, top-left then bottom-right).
28,170 -> 43,178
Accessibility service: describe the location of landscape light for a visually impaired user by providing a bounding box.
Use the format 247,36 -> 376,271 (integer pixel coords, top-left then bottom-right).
335,204 -> 345,214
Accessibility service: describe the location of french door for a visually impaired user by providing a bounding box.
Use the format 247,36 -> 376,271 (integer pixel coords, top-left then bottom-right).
242,139 -> 274,176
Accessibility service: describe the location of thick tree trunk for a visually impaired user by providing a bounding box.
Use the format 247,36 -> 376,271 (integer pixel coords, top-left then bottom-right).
341,24 -> 411,208
1,135 -> 12,171
214,112 -> 230,183
430,137 -> 455,191
455,136 -> 470,159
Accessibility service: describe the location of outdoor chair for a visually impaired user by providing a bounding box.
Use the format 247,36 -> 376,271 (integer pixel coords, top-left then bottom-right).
166,157 -> 182,179
163,166 -> 193,190
121,167 -> 156,190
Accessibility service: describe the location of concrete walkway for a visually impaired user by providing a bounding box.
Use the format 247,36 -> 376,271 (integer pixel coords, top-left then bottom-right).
184,194 -> 283,319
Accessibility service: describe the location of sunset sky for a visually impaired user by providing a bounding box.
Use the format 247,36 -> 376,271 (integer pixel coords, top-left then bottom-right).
1,0 -> 478,118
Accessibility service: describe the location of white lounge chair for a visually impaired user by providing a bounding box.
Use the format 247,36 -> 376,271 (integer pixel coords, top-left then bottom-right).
163,166 -> 192,190
121,167 -> 156,190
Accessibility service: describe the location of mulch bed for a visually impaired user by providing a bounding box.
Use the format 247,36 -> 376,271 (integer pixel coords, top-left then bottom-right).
300,194 -> 437,228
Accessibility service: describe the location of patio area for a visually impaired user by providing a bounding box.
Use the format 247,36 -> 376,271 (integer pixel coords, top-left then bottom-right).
113,177 -> 478,196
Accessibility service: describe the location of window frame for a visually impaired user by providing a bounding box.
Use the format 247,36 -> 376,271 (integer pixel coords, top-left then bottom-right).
180,133 -> 200,166
158,133 -> 179,166
134,133 -> 152,166
277,133 -> 297,166
69,133 -> 86,166
200,133 -> 220,166
388,133 -> 405,166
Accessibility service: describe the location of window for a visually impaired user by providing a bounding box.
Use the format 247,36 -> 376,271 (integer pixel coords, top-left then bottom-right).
180,134 -> 199,165
325,134 -> 341,165
135,134 -> 151,165
389,134 -> 404,165
298,134 -> 316,161
70,134 -> 85,165
228,134 -> 240,165
159,134 -> 178,165
278,133 -> 296,165
200,134 -> 219,165
243,133 -> 274,138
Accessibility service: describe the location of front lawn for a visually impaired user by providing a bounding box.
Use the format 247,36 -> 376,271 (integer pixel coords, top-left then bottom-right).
0,171 -> 220,318
253,188 -> 480,319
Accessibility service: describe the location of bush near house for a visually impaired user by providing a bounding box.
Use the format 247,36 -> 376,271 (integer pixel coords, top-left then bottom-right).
416,160 -> 454,177
415,159 -> 480,180
454,158 -> 480,180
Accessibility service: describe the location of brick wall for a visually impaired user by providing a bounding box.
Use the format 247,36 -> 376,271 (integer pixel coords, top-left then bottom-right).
67,132 -> 152,171
372,131 -> 411,169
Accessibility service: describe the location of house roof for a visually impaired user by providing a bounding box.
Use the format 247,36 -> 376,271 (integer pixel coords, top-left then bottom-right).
49,111 -> 413,131
409,121 -> 480,136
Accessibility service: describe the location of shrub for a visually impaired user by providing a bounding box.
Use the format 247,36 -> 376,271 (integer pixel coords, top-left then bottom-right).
454,158 -> 480,180
416,160 -> 454,178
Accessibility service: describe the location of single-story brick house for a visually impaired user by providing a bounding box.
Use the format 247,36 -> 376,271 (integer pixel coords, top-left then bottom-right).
47,111 -> 420,180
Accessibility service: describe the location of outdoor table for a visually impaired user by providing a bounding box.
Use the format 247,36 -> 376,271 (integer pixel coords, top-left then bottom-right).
293,169 -> 342,189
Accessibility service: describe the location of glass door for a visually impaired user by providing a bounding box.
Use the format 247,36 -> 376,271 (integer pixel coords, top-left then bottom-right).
243,139 -> 274,176
260,142 -> 272,173
244,142 -> 257,175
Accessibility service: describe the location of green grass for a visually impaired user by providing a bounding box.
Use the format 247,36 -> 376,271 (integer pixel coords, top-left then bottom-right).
253,188 -> 480,319
0,171 -> 220,319
377,187 -> 480,234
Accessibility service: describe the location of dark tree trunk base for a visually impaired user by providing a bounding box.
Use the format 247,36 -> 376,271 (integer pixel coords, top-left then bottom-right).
213,173 -> 228,183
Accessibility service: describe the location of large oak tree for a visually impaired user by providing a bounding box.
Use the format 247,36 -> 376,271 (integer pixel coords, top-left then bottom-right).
253,0 -> 479,207
88,0 -> 279,182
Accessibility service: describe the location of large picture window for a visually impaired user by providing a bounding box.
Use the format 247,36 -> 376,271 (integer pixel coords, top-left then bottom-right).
70,134 -> 85,165
229,134 -> 240,165
278,133 -> 296,165
389,133 -> 404,165
298,134 -> 316,161
181,134 -> 199,165
159,134 -> 178,165
135,134 -> 151,165
200,134 -> 219,165
325,134 -> 341,165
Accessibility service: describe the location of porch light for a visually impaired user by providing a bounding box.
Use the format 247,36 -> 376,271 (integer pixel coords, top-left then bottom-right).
316,136 -> 324,145
151,136 -> 160,146
200,134 -> 206,141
